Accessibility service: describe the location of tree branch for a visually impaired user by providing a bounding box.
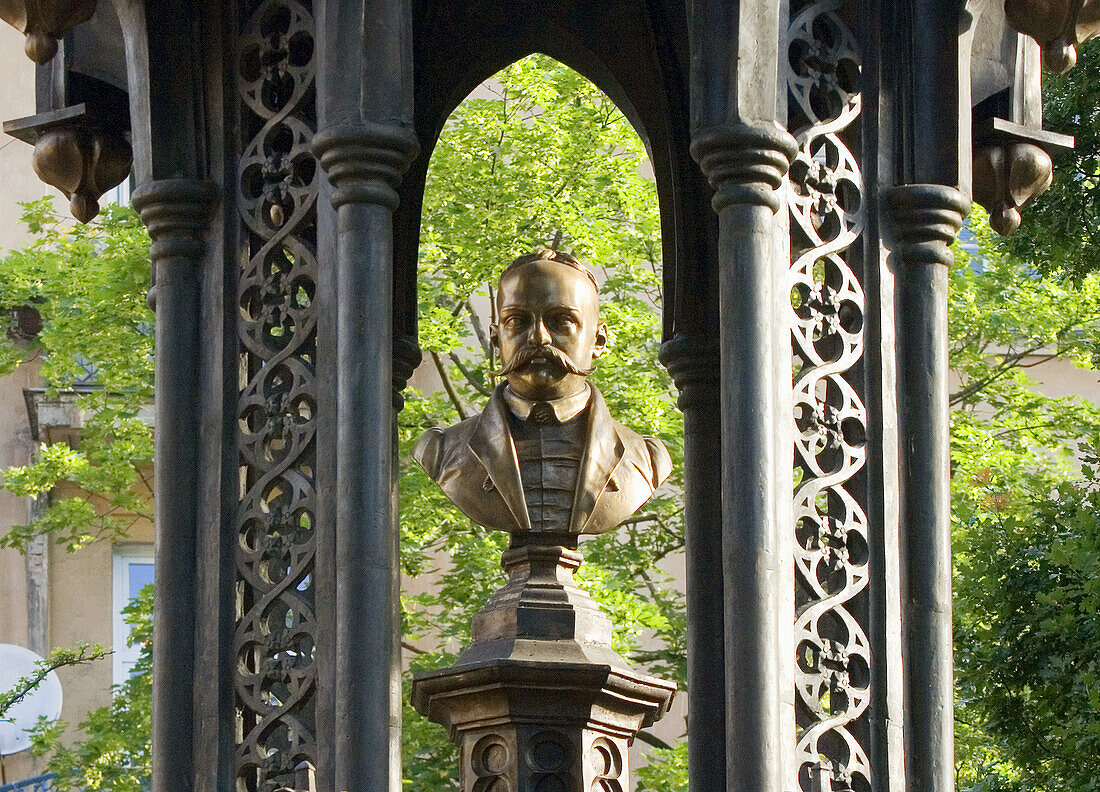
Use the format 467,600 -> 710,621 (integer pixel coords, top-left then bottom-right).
430,352 -> 469,421
949,310 -> 1100,406
448,352 -> 491,398
950,341 -> 1054,406
136,465 -> 154,499
617,512 -> 660,526
465,300 -> 493,360
634,730 -> 674,750
0,643 -> 110,719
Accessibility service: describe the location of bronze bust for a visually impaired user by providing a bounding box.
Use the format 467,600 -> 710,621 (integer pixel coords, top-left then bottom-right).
414,249 -> 672,537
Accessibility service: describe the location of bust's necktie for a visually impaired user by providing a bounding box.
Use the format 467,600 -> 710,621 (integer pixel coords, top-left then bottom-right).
528,402 -> 556,425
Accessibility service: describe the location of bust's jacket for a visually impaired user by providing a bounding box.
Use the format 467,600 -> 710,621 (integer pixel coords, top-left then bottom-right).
413,383 -> 672,535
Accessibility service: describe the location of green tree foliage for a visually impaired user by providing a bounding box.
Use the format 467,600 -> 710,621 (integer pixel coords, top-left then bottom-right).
0,199 -> 153,552
955,470 -> 1100,792
635,744 -> 689,792
951,211 -> 1100,792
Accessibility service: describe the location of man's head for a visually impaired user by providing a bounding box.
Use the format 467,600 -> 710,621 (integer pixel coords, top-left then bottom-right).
490,250 -> 608,401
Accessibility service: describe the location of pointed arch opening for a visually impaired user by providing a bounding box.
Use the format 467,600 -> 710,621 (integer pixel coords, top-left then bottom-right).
397,54 -> 687,784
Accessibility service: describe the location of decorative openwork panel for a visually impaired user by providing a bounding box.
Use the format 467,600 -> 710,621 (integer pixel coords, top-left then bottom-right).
787,2 -> 871,791
233,1 -> 319,790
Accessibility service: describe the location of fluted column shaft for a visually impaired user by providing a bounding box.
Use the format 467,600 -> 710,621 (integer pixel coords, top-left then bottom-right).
883,184 -> 969,792
659,334 -> 723,792
313,124 -> 417,792
132,179 -> 218,792
691,123 -> 796,792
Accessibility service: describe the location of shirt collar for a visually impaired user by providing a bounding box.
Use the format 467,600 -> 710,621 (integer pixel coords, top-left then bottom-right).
502,383 -> 591,423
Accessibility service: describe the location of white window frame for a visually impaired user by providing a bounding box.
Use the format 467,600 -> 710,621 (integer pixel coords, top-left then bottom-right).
112,546 -> 154,686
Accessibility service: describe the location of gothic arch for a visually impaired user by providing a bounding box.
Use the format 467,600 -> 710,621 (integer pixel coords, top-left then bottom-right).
393,1 -> 718,346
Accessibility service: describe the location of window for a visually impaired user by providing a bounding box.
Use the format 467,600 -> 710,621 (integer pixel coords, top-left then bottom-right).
112,547 -> 153,686
102,177 -> 132,209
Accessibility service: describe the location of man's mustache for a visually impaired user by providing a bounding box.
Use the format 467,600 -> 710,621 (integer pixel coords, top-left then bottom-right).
496,345 -> 593,377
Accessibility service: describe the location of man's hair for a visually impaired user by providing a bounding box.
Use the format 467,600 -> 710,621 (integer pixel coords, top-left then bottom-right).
499,249 -> 600,295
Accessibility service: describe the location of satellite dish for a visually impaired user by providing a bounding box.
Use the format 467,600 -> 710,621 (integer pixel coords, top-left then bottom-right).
0,644 -> 63,756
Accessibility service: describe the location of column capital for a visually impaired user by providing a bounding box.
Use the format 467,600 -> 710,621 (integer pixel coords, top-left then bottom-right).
132,179 -> 219,263
659,333 -> 719,410
690,123 -> 797,213
131,179 -> 218,310
882,185 -> 970,267
393,335 -> 422,410
312,122 -> 419,210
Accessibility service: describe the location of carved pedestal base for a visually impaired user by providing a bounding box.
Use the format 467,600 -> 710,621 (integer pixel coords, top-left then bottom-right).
411,541 -> 675,792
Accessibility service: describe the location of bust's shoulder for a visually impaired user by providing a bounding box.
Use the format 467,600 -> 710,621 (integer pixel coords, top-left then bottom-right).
642,435 -> 673,487
412,414 -> 482,480
413,428 -> 446,480
611,418 -> 672,489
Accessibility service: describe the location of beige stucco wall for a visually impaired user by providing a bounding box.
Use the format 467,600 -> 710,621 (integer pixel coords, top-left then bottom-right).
44,485 -> 152,738
0,26 -> 67,255
0,480 -> 152,779
0,364 -> 37,647
1020,353 -> 1100,403
47,522 -> 113,729
48,480 -> 154,728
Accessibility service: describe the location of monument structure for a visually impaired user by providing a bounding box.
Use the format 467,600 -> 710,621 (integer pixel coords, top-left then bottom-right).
0,2 -> 1093,792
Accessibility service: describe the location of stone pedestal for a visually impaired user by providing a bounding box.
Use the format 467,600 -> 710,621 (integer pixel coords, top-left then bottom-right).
411,540 -> 675,792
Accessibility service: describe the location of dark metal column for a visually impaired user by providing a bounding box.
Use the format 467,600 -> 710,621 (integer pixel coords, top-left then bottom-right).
884,185 -> 968,792
688,1 -> 796,789
133,179 -> 217,792
312,129 -> 418,792
659,334 -> 724,792
314,2 -> 417,790
118,1 -> 238,789
886,0 -> 971,788
692,122 -> 797,792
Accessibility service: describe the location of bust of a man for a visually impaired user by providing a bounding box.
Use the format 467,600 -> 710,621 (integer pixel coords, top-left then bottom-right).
413,249 -> 672,537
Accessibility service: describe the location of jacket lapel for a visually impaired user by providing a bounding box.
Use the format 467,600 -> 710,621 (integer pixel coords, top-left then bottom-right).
570,386 -> 625,533
467,386 -> 530,532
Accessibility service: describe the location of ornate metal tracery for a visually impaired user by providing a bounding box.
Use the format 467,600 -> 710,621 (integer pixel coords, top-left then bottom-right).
787,2 -> 871,791
233,1 -> 320,790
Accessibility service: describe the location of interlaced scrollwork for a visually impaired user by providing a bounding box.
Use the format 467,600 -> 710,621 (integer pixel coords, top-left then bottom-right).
234,1 -> 319,790
787,2 -> 871,791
